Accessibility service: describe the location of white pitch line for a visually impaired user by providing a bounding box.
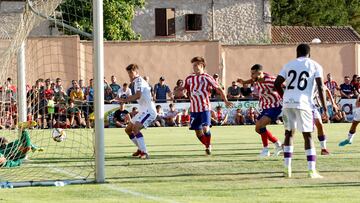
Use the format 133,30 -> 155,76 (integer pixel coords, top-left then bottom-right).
43,164 -> 179,203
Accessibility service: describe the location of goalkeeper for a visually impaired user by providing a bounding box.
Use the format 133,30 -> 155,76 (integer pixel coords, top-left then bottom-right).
0,121 -> 42,168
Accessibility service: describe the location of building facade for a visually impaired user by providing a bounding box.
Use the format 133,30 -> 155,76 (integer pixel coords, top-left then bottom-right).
133,0 -> 272,45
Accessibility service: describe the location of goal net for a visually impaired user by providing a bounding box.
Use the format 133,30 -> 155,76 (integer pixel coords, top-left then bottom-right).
0,0 -> 98,187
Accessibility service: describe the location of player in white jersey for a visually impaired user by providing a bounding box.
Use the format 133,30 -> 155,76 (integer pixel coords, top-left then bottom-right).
118,64 -> 157,159
339,95 -> 360,146
274,44 -> 328,179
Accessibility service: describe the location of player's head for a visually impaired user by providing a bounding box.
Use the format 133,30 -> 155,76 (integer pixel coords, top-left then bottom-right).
296,43 -> 310,58
250,64 -> 263,81
191,56 -> 206,75
126,64 -> 140,81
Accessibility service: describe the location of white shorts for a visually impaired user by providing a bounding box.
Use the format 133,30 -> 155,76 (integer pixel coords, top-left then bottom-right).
353,108 -> 360,122
313,108 -> 322,124
131,109 -> 157,128
283,108 -> 314,133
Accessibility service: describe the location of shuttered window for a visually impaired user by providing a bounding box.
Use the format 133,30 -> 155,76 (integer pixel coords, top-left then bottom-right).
155,8 -> 175,36
185,14 -> 202,31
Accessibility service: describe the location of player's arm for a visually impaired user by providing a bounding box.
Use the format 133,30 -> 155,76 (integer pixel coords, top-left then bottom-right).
316,77 -> 328,120
237,78 -> 253,85
325,86 -> 338,113
274,76 -> 285,97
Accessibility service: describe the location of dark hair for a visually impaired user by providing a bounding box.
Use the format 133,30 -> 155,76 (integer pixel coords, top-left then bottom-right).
156,105 -> 162,109
176,79 -> 183,86
169,103 -> 174,108
296,43 -> 310,57
123,83 -> 128,87
191,56 -> 206,67
126,64 -> 139,71
251,64 -> 263,71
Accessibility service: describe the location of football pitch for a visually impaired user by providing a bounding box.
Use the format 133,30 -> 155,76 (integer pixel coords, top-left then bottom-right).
1,123 -> 360,203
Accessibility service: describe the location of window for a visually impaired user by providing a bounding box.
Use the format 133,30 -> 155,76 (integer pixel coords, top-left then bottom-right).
155,8 -> 175,36
185,14 -> 202,31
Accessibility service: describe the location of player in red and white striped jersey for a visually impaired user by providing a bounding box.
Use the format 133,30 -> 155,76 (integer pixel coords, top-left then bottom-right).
238,64 -> 283,157
185,57 -> 233,155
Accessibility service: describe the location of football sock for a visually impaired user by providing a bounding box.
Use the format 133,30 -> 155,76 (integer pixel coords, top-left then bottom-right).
348,133 -> 355,142
197,134 -> 207,146
284,145 -> 293,169
129,133 -> 139,148
135,132 -> 147,153
306,148 -> 316,171
259,128 -> 269,147
318,135 -> 326,149
204,131 -> 211,148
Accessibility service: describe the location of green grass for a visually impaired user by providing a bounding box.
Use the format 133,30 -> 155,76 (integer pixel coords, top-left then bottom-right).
1,124 -> 360,203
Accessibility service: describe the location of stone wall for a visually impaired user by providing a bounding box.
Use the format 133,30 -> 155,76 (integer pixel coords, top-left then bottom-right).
133,0 -> 271,45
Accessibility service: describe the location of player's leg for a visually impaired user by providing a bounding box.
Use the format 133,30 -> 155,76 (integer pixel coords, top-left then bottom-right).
282,108 -> 296,178
339,121 -> 360,146
201,111 -> 212,155
131,122 -> 149,159
314,115 -> 329,155
299,109 -> 322,178
339,108 -> 360,146
190,112 -> 208,148
124,122 -> 140,156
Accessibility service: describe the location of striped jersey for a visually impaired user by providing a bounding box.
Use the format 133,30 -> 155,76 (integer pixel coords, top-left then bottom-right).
185,73 -> 219,112
253,73 -> 282,109
324,80 -> 338,97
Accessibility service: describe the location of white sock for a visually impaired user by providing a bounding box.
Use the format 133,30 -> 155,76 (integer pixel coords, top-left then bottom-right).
320,140 -> 326,150
131,138 -> 139,148
305,148 -> 316,171
348,133 -> 355,142
136,136 -> 147,154
284,146 -> 293,169
275,141 -> 282,148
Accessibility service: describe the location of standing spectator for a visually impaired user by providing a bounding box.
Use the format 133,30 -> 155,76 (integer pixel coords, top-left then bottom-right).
354,76 -> 360,95
113,102 -> 130,128
180,109 -> 191,126
54,78 -> 63,94
211,106 -> 228,126
109,75 -> 121,95
84,78 -> 94,128
234,108 -> 245,125
70,83 -> 85,102
152,105 -> 166,127
116,83 -> 132,99
67,80 -> 77,96
227,81 -> 242,100
47,95 -> 55,128
86,79 -> 94,103
173,79 -> 187,101
164,103 -> 180,126
44,83 -> 54,100
54,85 -> 67,103
154,76 -> 173,103
240,83 -> 252,99
324,73 -> 339,99
6,77 -> 16,93
79,79 -> 87,96
143,76 -> 154,98
340,76 -> 355,99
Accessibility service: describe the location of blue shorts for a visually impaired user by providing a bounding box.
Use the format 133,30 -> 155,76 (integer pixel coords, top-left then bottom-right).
257,106 -> 282,122
190,111 -> 211,130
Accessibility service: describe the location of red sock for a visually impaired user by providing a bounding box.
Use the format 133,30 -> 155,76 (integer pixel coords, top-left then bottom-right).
197,135 -> 207,146
260,133 -> 269,147
265,130 -> 278,143
204,131 -> 211,148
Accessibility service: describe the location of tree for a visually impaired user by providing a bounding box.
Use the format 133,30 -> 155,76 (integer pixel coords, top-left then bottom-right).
271,0 -> 360,34
59,0 -> 145,40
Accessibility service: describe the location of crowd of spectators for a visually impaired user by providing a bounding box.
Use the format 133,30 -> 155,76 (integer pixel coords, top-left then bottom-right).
0,72 -> 355,130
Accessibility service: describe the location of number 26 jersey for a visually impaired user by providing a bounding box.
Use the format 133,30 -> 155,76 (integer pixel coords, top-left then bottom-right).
279,57 -> 323,111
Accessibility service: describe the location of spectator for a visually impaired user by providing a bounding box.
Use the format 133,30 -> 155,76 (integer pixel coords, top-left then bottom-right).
151,105 -> 166,127
67,99 -> 86,128
324,73 -> 339,99
6,77 -> 16,93
79,79 -> 86,96
227,81 -> 242,100
154,76 -> 173,103
211,105 -> 228,126
129,107 -> 139,118
46,95 -> 55,128
353,76 -> 360,95
240,83 -> 252,99
104,87 -> 116,104
43,83 -> 54,100
143,76 -> 154,98
53,104 -> 69,128
113,102 -> 130,128
67,80 -> 77,96
173,79 -> 187,101
340,76 -> 355,99
86,79 -> 94,103
180,108 -> 191,126
117,83 -> 132,99
234,108 -> 245,125
84,79 -> 94,128
70,83 -> 85,102
245,106 -> 259,125
164,103 -> 180,126
331,104 -> 347,123
54,85 -> 67,103
109,75 -> 121,95
211,73 -> 224,100
351,74 -> 359,86
54,78 -> 63,94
